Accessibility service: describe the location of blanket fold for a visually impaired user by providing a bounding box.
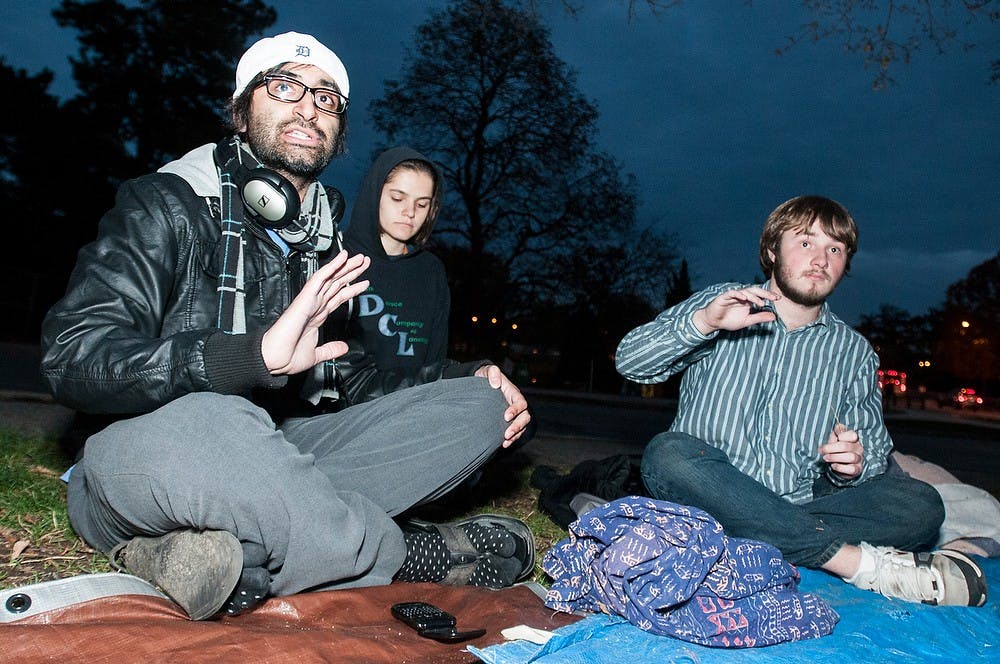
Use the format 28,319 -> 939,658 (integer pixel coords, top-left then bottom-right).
543,496 -> 838,648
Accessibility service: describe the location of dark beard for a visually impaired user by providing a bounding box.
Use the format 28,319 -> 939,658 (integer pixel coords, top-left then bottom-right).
772,253 -> 835,307
245,120 -> 338,180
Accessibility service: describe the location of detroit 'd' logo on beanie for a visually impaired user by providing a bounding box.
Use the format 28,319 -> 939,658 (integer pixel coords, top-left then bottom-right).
234,31 -> 350,99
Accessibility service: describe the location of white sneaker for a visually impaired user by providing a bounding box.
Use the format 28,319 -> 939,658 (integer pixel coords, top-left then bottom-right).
850,542 -> 988,607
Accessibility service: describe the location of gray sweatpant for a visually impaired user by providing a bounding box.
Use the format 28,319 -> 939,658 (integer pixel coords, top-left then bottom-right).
67,377 -> 508,596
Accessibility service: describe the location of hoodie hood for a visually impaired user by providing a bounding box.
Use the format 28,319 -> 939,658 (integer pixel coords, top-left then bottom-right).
343,146 -> 443,260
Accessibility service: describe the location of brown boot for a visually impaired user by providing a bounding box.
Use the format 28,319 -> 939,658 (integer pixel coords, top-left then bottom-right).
110,529 -> 242,620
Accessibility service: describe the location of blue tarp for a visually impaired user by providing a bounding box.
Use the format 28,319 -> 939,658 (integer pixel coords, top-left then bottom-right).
471,556 -> 999,663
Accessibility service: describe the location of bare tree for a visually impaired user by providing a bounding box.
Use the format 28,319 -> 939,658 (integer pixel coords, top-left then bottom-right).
528,0 -> 683,21
535,1 -> 998,89
776,0 -> 999,89
370,0 -> 678,325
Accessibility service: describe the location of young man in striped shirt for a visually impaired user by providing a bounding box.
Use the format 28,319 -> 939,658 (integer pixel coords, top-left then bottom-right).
617,195 -> 987,607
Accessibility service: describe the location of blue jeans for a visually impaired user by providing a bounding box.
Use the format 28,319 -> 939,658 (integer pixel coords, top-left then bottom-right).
640,432 -> 944,567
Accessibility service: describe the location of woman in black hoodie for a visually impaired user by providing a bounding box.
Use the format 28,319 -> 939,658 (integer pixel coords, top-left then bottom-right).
337,147 -> 536,455
336,147 -> 485,405
344,146 -> 447,366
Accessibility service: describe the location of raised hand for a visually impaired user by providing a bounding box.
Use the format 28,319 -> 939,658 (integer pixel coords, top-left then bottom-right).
262,251 -> 370,376
692,286 -> 780,334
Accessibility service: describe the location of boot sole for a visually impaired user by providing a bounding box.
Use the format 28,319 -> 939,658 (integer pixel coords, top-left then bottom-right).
126,530 -> 243,620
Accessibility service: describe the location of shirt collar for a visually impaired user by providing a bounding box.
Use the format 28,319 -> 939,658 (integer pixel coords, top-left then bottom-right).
759,281 -> 832,334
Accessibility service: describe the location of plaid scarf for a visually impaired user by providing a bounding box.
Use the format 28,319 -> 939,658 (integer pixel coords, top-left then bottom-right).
213,137 -> 342,404
213,136 -> 336,334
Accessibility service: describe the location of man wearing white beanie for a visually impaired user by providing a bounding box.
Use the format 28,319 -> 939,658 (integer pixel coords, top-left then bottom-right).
41,32 -> 535,621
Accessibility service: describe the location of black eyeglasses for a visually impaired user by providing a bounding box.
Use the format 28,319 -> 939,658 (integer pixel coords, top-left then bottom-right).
260,76 -> 349,115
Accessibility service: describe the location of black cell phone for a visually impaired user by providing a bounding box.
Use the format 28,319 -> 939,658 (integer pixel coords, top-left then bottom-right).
391,601 -> 486,643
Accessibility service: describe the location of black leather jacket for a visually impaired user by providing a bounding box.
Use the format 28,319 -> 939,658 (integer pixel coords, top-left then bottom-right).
41,161 -> 482,421
41,171 -> 293,415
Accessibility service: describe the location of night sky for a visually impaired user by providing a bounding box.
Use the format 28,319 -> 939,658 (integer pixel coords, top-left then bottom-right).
2,1 -> 997,325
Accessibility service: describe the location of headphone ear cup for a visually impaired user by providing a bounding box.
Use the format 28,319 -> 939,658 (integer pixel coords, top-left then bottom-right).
324,186 -> 345,225
240,168 -> 300,229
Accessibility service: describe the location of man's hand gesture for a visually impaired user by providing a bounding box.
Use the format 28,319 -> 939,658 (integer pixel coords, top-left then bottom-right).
820,423 -> 864,480
474,364 -> 531,448
692,286 -> 780,335
262,251 -> 370,376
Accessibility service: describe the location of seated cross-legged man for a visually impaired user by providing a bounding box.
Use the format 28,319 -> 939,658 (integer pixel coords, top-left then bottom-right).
616,195 -> 987,607
40,32 -> 534,620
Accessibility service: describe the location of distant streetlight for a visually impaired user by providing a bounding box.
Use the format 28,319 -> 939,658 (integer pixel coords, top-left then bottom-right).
511,323 -> 518,330
490,317 -> 497,324
961,320 -> 970,328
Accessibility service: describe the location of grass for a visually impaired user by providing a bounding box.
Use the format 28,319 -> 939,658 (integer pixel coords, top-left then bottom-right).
0,428 -> 569,591
0,430 -> 111,588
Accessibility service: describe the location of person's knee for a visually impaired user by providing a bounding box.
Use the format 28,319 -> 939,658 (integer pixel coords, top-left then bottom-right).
85,393 -> 267,467
441,376 -> 509,446
166,392 -> 266,422
874,477 -> 946,549
83,415 -> 151,466
912,480 -> 945,516
472,375 -> 509,404
641,432 -> 674,477
641,432 -> 713,497
641,432 -> 714,474
907,480 -> 946,546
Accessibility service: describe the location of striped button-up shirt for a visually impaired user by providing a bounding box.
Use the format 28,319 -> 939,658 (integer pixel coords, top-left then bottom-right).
616,282 -> 891,504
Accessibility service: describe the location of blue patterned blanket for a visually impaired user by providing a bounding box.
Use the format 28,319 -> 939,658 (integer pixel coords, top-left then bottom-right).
542,497 -> 837,647
471,504 -> 999,663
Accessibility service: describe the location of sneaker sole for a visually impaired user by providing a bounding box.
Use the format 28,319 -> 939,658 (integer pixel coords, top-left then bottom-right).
935,549 -> 988,607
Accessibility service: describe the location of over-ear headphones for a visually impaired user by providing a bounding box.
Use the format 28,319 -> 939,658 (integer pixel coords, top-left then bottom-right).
233,165 -> 301,229
214,140 -> 344,231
